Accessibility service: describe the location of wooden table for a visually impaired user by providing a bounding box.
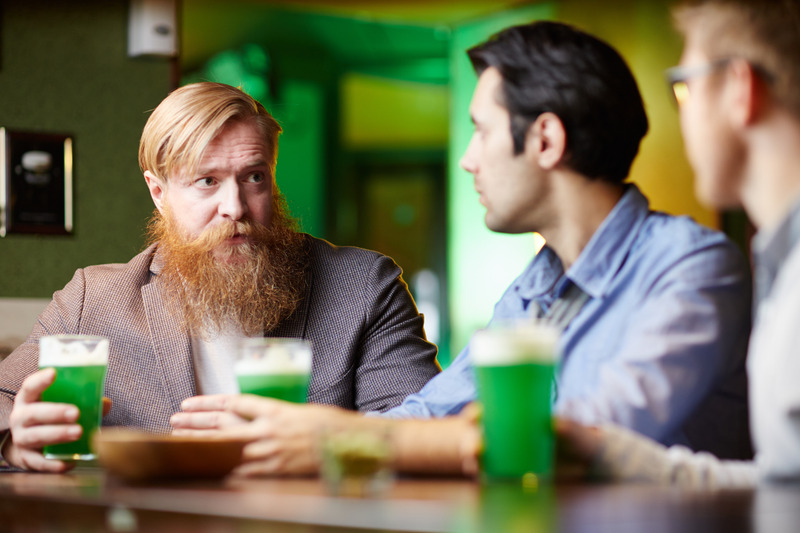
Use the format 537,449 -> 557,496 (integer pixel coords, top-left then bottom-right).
1,467 -> 799,532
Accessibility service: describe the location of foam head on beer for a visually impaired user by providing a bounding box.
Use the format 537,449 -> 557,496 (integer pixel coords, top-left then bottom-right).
234,338 -> 312,376
39,335 -> 109,367
470,321 -> 559,366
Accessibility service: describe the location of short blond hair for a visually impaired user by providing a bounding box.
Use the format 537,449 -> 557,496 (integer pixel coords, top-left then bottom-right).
673,0 -> 800,119
138,82 -> 282,181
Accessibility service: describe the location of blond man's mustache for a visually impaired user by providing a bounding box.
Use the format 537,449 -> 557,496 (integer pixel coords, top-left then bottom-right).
175,218 -> 270,254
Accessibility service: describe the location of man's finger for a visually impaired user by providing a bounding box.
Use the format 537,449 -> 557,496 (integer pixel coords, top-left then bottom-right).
171,428 -> 222,438
180,394 -> 236,412
233,448 -> 313,477
171,425 -> 260,441
170,410 -> 247,430
226,395 -> 287,421
460,402 -> 482,423
12,424 -> 82,449
15,403 -> 79,428
240,438 -> 281,462
15,448 -> 75,474
16,369 -> 56,405
232,459 -> 283,478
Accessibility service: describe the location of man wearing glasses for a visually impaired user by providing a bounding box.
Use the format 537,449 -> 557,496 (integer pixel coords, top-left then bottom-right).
173,21 -> 754,476
560,0 -> 800,487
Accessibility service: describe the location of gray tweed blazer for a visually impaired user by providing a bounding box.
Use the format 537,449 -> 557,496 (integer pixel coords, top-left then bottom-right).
0,236 -> 439,433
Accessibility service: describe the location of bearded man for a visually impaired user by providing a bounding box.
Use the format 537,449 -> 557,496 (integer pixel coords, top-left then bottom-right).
0,82 -> 439,473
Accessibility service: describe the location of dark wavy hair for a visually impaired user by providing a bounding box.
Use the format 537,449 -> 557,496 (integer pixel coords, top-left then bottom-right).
467,21 -> 649,184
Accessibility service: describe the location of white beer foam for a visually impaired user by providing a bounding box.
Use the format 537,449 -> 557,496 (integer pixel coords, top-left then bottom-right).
234,341 -> 311,376
471,324 -> 559,366
38,335 -> 109,367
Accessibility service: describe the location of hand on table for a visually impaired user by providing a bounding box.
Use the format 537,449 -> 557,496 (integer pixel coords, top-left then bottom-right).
171,394 -> 360,476
554,417 -> 603,481
4,368 -> 79,472
172,396 -> 485,478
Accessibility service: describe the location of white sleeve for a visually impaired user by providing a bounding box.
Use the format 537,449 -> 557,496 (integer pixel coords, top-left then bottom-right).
593,424 -> 759,489
747,245 -> 800,480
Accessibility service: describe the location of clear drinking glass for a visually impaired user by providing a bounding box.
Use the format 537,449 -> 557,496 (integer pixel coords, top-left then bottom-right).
38,334 -> 109,461
471,322 -> 559,484
234,338 -> 312,403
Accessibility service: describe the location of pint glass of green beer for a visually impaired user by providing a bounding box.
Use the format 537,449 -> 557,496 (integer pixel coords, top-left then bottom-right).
234,338 -> 312,403
38,334 -> 109,461
471,323 -> 559,483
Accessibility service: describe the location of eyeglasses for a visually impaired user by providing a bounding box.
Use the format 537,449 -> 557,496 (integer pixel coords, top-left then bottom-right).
664,58 -> 733,107
664,58 -> 776,107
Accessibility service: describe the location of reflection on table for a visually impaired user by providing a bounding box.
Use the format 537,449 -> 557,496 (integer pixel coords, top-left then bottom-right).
1,467 -> 799,532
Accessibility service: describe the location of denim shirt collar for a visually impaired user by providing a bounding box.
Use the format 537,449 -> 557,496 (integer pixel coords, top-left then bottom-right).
515,184 -> 650,304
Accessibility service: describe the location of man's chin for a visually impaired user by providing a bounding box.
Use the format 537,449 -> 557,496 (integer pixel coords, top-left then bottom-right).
695,181 -> 741,211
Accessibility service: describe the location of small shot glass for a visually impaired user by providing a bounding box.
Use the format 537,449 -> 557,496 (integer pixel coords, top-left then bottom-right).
319,425 -> 394,498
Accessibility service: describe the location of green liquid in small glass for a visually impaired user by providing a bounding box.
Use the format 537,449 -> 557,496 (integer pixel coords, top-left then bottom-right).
237,373 -> 309,403
40,364 -> 107,460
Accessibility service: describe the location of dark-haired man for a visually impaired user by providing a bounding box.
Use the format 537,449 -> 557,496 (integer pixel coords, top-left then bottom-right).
380,20 -> 753,458
173,20 -> 753,474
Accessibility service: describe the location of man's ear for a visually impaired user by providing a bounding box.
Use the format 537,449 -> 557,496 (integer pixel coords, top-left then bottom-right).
727,59 -> 766,128
144,170 -> 166,214
525,112 -> 567,170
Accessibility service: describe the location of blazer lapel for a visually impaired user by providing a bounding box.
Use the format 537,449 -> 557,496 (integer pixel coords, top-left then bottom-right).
142,251 -> 196,413
271,262 -> 313,339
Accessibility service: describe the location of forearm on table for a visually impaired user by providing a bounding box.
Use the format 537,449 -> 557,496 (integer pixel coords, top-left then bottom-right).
593,424 -> 758,489
391,417 -> 478,475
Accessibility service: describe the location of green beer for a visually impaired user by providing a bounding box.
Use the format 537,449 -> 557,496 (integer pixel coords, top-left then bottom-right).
38,335 -> 109,461
475,361 -> 555,480
41,365 -> 107,459
471,324 -> 558,482
235,338 -> 312,403
237,372 -> 309,403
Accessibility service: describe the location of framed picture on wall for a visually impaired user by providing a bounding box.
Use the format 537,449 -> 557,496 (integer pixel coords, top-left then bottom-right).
0,128 -> 73,237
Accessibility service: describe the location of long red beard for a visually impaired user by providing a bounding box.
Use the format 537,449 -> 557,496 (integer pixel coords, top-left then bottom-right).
146,204 -> 307,338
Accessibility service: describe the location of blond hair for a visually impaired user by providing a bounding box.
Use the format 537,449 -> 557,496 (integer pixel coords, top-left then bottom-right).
673,0 -> 800,119
138,82 -> 282,181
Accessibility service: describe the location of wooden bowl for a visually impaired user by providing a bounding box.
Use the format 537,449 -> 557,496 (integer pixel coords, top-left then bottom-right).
93,429 -> 251,482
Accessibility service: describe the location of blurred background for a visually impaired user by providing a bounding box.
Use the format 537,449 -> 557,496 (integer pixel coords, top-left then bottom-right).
0,0 -> 749,365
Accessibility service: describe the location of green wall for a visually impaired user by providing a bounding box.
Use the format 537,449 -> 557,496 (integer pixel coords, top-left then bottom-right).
0,0 -> 173,297
446,3 -> 556,363
272,79 -> 326,237
559,0 -> 715,229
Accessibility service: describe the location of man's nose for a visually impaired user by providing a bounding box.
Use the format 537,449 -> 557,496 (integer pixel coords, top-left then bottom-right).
460,136 -> 477,173
218,181 -> 247,221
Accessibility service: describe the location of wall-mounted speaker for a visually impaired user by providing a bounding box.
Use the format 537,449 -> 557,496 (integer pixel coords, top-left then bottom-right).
128,0 -> 178,58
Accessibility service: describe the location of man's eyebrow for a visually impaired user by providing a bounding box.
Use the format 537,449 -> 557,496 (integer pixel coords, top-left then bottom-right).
244,158 -> 269,168
195,159 -> 269,175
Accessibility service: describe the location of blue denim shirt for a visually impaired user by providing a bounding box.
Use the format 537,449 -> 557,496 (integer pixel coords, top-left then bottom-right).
384,185 -> 753,457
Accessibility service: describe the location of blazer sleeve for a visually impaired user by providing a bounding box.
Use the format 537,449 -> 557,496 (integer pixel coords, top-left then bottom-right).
353,254 -> 440,412
0,268 -> 87,430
